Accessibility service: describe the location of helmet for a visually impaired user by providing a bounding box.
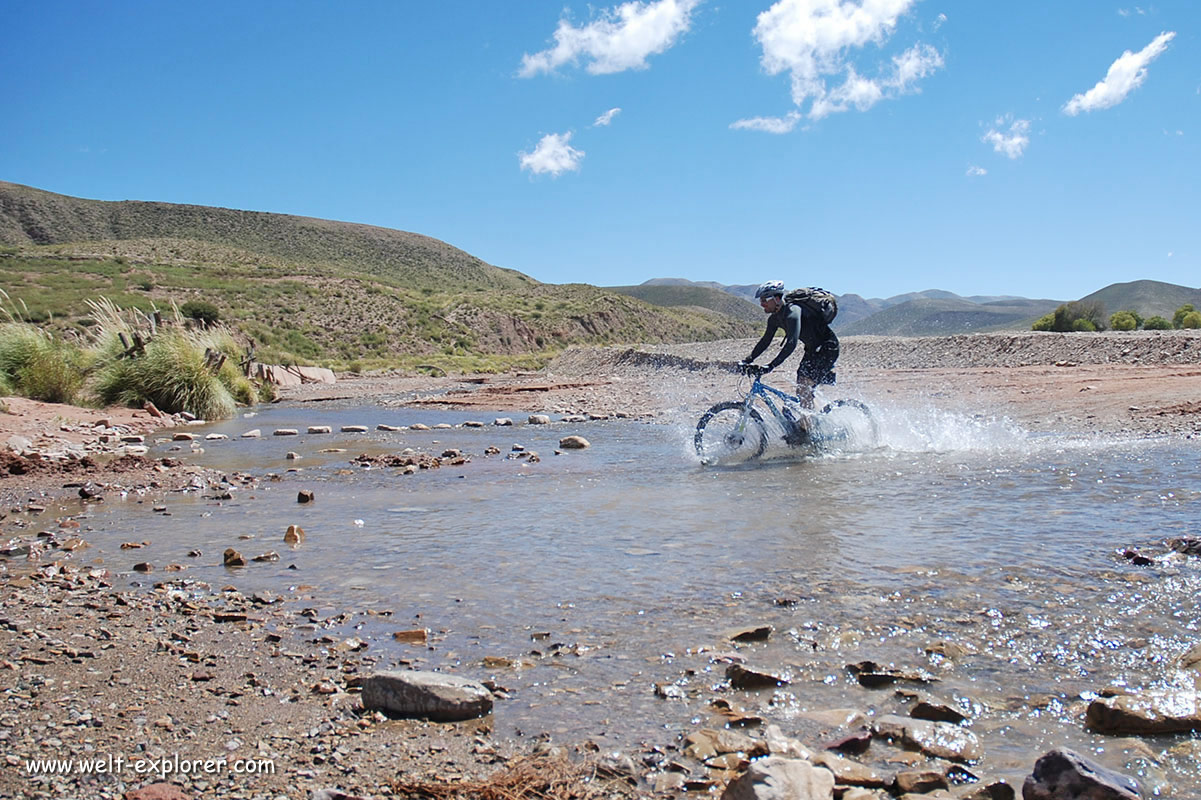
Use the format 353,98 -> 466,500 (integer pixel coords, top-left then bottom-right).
754,280 -> 785,299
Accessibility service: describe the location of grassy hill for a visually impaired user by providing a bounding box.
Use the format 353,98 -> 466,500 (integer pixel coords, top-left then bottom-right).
0,182 -> 759,371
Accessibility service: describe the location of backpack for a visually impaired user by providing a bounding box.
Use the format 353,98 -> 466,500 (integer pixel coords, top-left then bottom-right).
784,287 -> 838,325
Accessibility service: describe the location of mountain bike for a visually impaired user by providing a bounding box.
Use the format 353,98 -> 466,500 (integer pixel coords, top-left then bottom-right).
694,368 -> 878,465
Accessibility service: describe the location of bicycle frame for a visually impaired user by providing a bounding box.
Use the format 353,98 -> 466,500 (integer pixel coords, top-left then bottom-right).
739,374 -> 800,430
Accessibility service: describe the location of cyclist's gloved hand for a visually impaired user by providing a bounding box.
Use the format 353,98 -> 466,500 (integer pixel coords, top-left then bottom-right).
738,362 -> 767,377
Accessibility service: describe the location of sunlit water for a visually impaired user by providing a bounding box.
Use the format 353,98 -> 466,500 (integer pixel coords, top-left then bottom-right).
74,397 -> 1201,794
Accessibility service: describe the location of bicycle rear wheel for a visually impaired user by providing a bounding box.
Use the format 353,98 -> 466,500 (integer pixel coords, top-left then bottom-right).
817,399 -> 879,447
695,402 -> 768,464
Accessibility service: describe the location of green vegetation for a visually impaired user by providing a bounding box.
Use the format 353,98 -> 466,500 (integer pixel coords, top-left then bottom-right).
0,294 -> 267,419
1143,316 -> 1172,330
1174,304 -> 1196,329
180,299 -> 220,326
1108,311 -> 1138,331
1032,301 -> 1107,332
1181,311 -> 1201,329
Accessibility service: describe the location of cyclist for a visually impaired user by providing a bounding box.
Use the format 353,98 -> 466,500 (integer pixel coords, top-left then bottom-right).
738,279 -> 840,423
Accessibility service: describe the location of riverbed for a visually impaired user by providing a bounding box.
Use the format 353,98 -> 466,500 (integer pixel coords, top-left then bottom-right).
70,395 -> 1201,795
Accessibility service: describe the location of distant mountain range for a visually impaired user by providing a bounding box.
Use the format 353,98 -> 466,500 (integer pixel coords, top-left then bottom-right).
629,278 -> 1201,336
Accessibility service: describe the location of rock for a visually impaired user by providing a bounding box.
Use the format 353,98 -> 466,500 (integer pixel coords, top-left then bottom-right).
132,562 -> 153,573
172,432 -> 195,441
311,790 -> 372,800
959,781 -> 1015,800
910,699 -> 969,724
241,429 -> 262,438
286,451 -> 301,460
4,435 -> 32,453
493,418 -> 513,426
252,551 -> 279,562
728,664 -> 790,690
848,660 -> 938,687
1022,748 -> 1139,800
284,525 -> 305,545
125,782 -> 193,800
361,670 -> 492,721
727,624 -> 773,643
223,548 -> 245,567
1086,689 -> 1201,734
392,628 -> 428,644
308,425 -> 332,434
341,425 -> 368,433
812,751 -> 889,788
204,433 -> 228,440
720,756 -> 835,800
273,428 -> 299,436
143,401 -> 164,417
409,423 -> 431,431
894,768 -> 948,794
377,424 -> 402,431
558,435 -> 590,449
298,490 -> 315,503
527,414 -> 551,425
872,715 -> 980,762
683,728 -> 761,761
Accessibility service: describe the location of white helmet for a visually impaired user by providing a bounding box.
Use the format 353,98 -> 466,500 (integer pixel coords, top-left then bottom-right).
754,280 -> 785,299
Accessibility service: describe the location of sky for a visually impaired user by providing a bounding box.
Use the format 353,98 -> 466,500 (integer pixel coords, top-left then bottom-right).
2,1 -> 1198,301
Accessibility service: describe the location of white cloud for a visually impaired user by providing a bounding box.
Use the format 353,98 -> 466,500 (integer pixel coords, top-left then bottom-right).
594,107 -> 623,126
743,0 -> 943,126
966,165 -> 987,177
519,0 -> 700,77
729,111 -> 802,133
518,132 -> 585,177
933,12 -> 946,31
982,116 -> 1031,159
1063,31 -> 1175,115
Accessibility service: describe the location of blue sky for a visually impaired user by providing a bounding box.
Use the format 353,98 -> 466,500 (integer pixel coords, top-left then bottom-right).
2,1 -> 1197,301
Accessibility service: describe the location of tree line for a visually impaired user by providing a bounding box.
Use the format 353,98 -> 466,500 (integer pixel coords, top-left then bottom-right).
1033,302 -> 1201,332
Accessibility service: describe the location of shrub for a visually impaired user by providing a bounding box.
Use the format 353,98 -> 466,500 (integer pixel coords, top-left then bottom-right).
1109,311 -> 1138,331
0,323 -> 84,404
1173,304 -> 1196,329
1143,316 -> 1172,330
1182,311 -> 1201,329
92,328 -> 236,419
1032,300 -> 1107,332
180,299 -> 220,326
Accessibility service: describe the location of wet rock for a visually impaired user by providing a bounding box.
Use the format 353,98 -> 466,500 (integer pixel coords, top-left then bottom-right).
132,562 -> 153,573
273,428 -> 299,436
764,725 -> 814,760
493,418 -> 513,426
252,551 -> 279,562
683,728 -> 761,761
241,429 -> 262,438
308,425 -> 332,434
462,420 -> 484,428
720,756 -> 835,800
823,730 -> 872,755
1086,689 -> 1201,734
812,751 -> 889,788
392,628 -> 428,644
848,660 -> 938,687
377,424 -> 402,431
894,768 -> 948,794
205,432 -> 228,440
959,781 -> 1015,800
409,423 -> 431,431
558,435 -> 590,449
222,548 -> 245,567
727,624 -> 773,643
298,490 -> 315,503
361,670 -> 493,721
910,699 -> 969,724
1022,747 -> 1139,800
527,414 -> 551,425
872,715 -> 980,762
284,525 -> 305,545
341,425 -> 368,433
728,663 -> 790,690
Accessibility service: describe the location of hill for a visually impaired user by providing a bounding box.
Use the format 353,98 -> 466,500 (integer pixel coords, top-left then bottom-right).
1077,280 -> 1201,322
605,283 -> 763,324
839,296 -> 1061,336
0,182 -> 759,370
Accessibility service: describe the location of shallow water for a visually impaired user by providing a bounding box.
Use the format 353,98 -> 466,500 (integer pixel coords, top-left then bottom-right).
78,398 -> 1201,793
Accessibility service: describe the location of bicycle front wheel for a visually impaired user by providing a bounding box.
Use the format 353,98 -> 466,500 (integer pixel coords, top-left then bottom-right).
695,402 -> 768,464
818,399 -> 879,448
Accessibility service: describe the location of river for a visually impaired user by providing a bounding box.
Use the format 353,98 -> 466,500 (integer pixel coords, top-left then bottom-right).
78,396 -> 1201,795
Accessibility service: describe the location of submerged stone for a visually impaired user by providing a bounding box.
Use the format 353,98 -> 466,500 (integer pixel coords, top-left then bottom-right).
1086,689 -> 1201,735
361,670 -> 492,721
1022,747 -> 1139,800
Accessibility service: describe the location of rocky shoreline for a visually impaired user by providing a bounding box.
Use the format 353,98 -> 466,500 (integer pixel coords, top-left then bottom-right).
2,331 -> 1200,799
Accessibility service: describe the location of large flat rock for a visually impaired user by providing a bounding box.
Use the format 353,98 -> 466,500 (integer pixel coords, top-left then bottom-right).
361,670 -> 493,722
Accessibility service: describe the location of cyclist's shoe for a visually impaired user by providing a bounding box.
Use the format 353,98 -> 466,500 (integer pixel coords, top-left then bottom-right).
782,406 -> 811,447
